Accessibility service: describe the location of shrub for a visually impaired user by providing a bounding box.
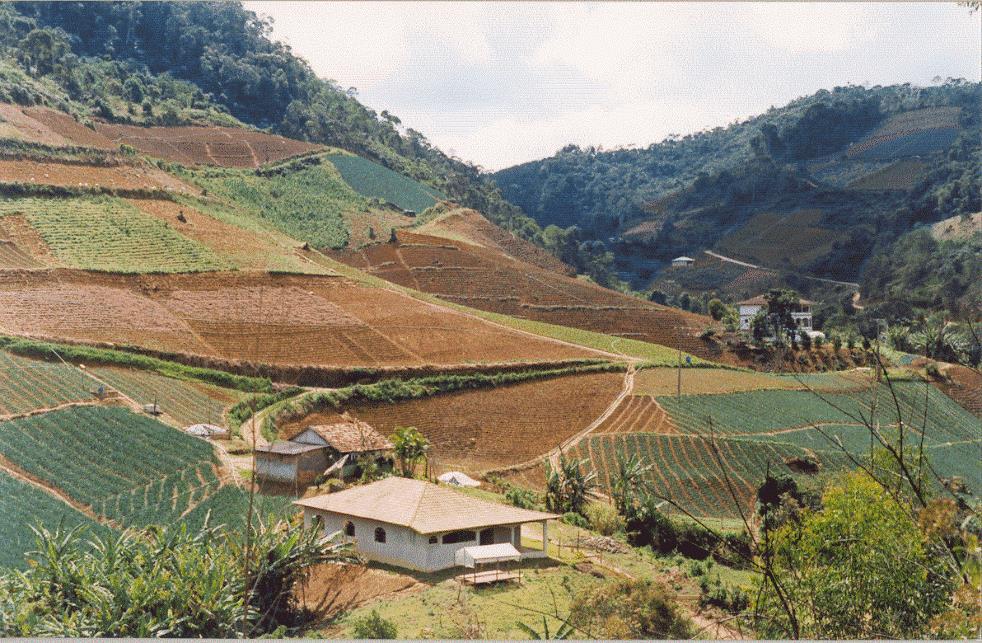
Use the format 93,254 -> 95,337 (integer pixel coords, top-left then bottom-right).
351,610 -> 397,639
832,334 -> 843,351
561,511 -> 589,529
584,502 -> 625,536
504,485 -> 540,510
569,578 -> 692,639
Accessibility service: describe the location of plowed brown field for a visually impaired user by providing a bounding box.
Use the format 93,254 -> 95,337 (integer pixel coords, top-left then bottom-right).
594,395 -> 677,434
0,270 -> 598,369
0,159 -> 197,194
331,230 -> 716,359
288,371 -> 625,473
95,123 -> 321,168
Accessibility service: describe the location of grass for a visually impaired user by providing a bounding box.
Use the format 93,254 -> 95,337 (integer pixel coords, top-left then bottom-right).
192,159 -> 367,249
0,195 -> 229,272
327,153 -> 445,213
0,336 -> 272,393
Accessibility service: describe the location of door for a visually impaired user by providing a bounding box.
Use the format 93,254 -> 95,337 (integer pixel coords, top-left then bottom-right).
479,528 -> 494,545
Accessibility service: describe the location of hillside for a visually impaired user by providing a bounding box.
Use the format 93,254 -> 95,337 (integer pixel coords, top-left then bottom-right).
493,83 -> 982,319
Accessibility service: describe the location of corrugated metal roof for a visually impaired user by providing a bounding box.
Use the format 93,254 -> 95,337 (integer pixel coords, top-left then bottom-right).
295,477 -> 557,534
256,441 -> 327,456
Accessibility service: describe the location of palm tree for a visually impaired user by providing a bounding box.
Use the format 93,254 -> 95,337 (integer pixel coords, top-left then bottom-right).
545,453 -> 598,514
610,452 -> 653,516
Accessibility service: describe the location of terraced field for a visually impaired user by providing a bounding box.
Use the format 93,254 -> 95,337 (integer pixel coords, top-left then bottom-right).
89,367 -> 244,428
0,196 -> 229,272
847,107 -> 962,160
327,154 -> 445,213
0,239 -> 42,268
0,158 -> 197,194
0,470 -> 110,569
291,370 -> 626,473
847,159 -> 927,191
0,270 -> 598,370
0,349 -> 98,417
716,210 -> 840,270
332,230 -> 717,360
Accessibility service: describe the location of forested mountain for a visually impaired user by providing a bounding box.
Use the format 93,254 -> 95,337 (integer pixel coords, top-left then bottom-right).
492,82 -> 981,322
0,1 -> 620,284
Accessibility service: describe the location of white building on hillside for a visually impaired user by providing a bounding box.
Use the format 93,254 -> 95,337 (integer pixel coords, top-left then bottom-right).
671,256 -> 695,267
738,294 -> 816,335
295,477 -> 557,572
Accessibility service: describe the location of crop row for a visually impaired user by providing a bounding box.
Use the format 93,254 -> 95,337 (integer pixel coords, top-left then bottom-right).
0,406 -> 218,524
327,154 -> 444,213
0,470 -> 111,570
0,196 -> 229,273
0,349 -> 96,416
656,382 -> 978,445
90,366 -> 242,428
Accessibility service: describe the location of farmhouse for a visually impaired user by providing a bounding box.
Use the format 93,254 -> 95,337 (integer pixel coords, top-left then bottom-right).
738,294 -> 815,334
295,477 -> 557,572
256,415 -> 392,486
671,256 -> 695,267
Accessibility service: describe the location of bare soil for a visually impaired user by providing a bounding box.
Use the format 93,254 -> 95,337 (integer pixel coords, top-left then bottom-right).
0,158 -> 197,194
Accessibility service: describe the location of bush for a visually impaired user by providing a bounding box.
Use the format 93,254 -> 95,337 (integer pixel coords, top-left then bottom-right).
561,511 -> 589,529
569,578 -> 692,639
504,485 -> 540,510
351,610 -> 397,639
584,502 -> 625,536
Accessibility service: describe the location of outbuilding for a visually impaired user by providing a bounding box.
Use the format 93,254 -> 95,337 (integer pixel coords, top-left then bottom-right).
295,477 -> 557,572
671,256 -> 695,267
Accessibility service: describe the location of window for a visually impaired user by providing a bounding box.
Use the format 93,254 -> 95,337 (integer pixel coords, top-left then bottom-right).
428,535 -> 438,544
344,521 -> 355,537
374,527 -> 386,543
441,530 -> 476,544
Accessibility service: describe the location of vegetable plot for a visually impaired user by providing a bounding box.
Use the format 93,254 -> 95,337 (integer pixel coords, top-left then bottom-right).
0,349 -> 96,416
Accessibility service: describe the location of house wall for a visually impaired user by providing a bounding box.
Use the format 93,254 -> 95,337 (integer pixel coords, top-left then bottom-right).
739,304 -> 762,330
302,508 -> 525,572
256,453 -> 298,484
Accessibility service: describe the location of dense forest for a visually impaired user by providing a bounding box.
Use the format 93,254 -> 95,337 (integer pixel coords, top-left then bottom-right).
0,1 -> 621,284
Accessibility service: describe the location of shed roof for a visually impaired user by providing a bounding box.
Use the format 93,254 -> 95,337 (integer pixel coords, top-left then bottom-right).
285,415 -> 392,453
256,441 -> 327,456
672,256 -> 694,262
295,477 -> 557,534
455,543 -> 522,568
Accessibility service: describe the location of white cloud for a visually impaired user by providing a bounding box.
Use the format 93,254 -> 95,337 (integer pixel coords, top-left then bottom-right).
247,1 -> 980,169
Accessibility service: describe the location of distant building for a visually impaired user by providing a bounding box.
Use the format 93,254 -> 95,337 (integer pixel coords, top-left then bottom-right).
256,415 -> 392,486
295,477 -> 556,572
737,294 -> 816,335
671,256 -> 695,267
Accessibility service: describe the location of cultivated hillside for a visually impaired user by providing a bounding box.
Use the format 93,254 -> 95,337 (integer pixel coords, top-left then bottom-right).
493,83 -> 981,319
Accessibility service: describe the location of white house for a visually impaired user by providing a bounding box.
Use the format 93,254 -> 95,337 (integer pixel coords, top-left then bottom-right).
738,294 -> 816,335
671,256 -> 695,267
295,477 -> 557,572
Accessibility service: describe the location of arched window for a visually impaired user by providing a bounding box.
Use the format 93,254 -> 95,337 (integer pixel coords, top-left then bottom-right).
374,527 -> 386,543
344,521 -> 355,537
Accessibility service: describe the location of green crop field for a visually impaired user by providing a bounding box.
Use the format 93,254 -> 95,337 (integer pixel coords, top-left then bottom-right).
193,160 -> 365,249
0,470 -> 111,569
327,154 -> 445,213
0,196 -> 229,272
0,350 -> 97,416
0,406 -> 225,528
90,367 -> 245,428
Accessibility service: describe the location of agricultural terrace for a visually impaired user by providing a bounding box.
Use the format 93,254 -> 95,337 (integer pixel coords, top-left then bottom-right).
192,159 -> 390,250
0,158 -> 197,194
650,252 -> 779,299
633,368 -> 869,397
332,231 -> 717,360
88,367 -> 244,428
292,370 -> 626,473
0,104 -> 118,148
0,196 -> 230,272
715,210 -> 839,270
416,208 -> 572,274
327,153 -> 445,213
0,239 -> 42,269
847,107 -> 962,160
0,349 -> 98,417
846,159 -> 927,191
0,271 -> 599,369
0,470 -> 111,569
127,198 -> 330,274
95,122 -> 322,168
569,433 -> 852,520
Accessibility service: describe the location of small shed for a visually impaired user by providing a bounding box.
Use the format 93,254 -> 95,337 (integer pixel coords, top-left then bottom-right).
438,471 -> 481,488
671,256 -> 695,267
255,441 -> 330,486
455,543 -> 523,585
185,423 -> 228,439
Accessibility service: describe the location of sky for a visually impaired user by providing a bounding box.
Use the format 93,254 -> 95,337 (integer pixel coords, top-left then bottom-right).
245,2 -> 981,170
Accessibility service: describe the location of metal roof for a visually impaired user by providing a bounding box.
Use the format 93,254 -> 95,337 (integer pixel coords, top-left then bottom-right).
256,441 -> 327,456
